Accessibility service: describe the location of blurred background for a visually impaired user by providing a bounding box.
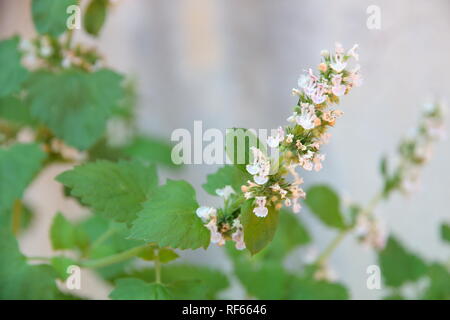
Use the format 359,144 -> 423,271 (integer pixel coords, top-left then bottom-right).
1,0 -> 449,299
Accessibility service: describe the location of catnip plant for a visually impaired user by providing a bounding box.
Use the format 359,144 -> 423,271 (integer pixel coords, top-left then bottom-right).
0,0 -> 448,300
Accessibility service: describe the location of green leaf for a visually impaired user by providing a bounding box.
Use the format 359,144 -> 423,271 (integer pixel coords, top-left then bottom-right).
287,277 -> 349,300
130,180 -> 210,250
57,160 -> 157,223
50,212 -> 87,250
110,278 -> 172,300
0,218 -> 60,299
123,136 -> 178,168
0,143 -> 46,211
202,165 -> 250,196
378,236 -> 428,287
240,200 -> 280,255
440,223 -> 450,244
235,260 -> 288,299
26,69 -> 123,150
50,256 -> 77,280
305,185 -> 346,229
0,96 -> 35,126
225,128 -> 266,171
421,263 -> 450,300
138,247 -> 179,264
32,0 -> 77,37
258,209 -> 311,261
84,0 -> 108,36
0,37 -> 28,97
113,264 -> 229,299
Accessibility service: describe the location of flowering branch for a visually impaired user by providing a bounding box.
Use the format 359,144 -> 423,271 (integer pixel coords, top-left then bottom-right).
197,43 -> 363,252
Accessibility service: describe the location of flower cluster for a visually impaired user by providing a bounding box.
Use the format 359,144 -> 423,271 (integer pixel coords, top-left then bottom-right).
198,43 -> 362,249
242,43 -> 362,217
196,186 -> 246,250
397,102 -> 446,194
19,36 -> 103,72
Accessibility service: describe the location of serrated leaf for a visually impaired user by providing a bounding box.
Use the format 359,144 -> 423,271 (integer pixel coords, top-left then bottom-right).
32,0 -> 77,37
202,165 -> 250,196
0,37 -> 28,97
123,136 -> 178,168
378,236 -> 428,287
240,200 -> 280,255
305,185 -> 346,229
0,143 -> 46,211
109,278 -> 172,300
287,277 -> 349,300
26,69 -> 123,150
57,160 -> 157,222
440,223 -> 450,244
130,180 -> 210,250
84,0 -> 108,36
50,212 -> 87,250
0,217 -> 60,299
50,256 -> 77,280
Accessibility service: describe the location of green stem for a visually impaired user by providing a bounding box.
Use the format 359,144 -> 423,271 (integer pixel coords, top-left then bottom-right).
316,229 -> 349,265
81,244 -> 148,269
154,248 -> 161,283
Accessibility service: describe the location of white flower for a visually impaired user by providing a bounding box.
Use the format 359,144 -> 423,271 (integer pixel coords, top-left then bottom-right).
285,134 -> 294,144
296,104 -> 318,130
246,147 -> 271,185
216,186 -> 235,200
313,154 -> 325,171
205,219 -> 225,245
196,206 -> 216,222
231,219 -> 246,250
267,127 -> 285,148
330,50 -> 347,73
253,196 -> 268,217
331,74 -> 346,97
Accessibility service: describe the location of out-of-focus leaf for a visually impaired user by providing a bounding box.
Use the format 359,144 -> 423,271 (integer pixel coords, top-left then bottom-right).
84,0 -> 108,36
123,136 -> 179,168
26,69 -> 123,150
305,185 -> 346,229
32,0 -> 77,37
440,223 -> 450,244
257,209 -> 311,261
0,37 -> 28,97
0,143 -> 46,212
287,277 -> 349,300
50,256 -> 77,280
109,278 -> 171,300
378,236 -> 428,288
421,263 -> 450,300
